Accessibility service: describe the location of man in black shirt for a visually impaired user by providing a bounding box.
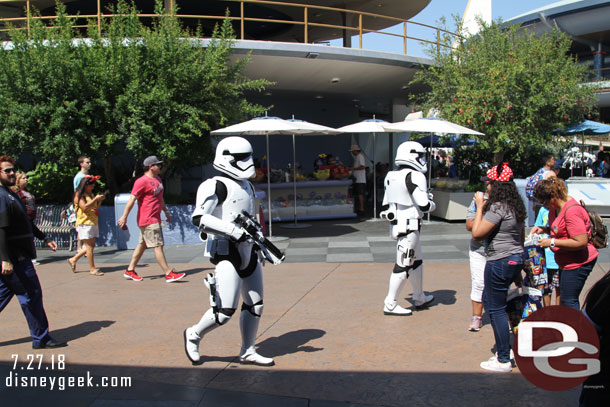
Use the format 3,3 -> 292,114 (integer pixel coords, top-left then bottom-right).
0,155 -> 67,349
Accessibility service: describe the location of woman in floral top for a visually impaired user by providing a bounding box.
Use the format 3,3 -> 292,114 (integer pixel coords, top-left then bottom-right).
12,171 -> 36,221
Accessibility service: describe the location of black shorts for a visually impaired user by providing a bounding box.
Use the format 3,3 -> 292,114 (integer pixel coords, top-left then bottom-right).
353,183 -> 366,195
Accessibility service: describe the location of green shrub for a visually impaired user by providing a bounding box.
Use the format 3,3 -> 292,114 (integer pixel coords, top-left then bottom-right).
26,162 -> 74,204
464,182 -> 484,192
27,161 -> 106,204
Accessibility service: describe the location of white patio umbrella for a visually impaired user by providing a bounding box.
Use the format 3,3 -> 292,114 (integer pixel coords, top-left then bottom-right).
337,116 -> 397,220
384,111 -> 485,221
211,114 -> 310,238
384,112 -> 485,136
282,117 -> 340,229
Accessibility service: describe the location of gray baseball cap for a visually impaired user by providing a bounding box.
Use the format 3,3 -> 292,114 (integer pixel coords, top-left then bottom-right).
143,155 -> 163,167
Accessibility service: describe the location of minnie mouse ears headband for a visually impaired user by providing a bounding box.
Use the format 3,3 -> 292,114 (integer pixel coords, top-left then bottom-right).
481,162 -> 513,182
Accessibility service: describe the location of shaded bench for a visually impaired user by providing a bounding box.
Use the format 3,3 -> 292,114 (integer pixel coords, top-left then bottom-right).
34,204 -> 76,250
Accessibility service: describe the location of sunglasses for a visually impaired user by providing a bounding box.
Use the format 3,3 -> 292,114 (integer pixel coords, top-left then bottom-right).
2,167 -> 16,174
154,163 -> 163,168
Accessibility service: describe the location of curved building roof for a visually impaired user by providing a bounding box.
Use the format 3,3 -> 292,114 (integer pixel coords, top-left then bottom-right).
506,0 -> 610,45
0,0 -> 432,43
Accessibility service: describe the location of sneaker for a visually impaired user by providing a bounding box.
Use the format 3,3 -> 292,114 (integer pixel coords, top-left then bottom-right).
413,293 -> 434,308
480,356 -> 512,373
239,349 -> 274,366
495,350 -> 516,368
124,270 -> 143,282
183,328 -> 201,364
469,316 -> 482,332
32,339 -> 68,349
383,301 -> 412,316
165,270 -> 185,283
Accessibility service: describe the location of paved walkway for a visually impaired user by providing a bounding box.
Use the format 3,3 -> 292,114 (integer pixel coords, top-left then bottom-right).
38,219 -> 480,266
1,218 -> 609,406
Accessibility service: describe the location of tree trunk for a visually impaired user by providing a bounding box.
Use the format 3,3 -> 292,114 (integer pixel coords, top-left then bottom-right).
103,155 -> 118,196
493,151 -> 504,165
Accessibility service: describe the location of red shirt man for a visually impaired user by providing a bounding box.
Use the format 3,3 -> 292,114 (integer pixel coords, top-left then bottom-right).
118,155 -> 184,283
131,174 -> 164,227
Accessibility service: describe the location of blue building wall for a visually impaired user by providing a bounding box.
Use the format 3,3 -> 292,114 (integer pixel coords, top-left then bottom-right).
96,205 -> 200,247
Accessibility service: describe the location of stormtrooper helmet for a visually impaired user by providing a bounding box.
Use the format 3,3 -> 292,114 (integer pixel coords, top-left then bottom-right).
395,141 -> 427,173
213,137 -> 256,179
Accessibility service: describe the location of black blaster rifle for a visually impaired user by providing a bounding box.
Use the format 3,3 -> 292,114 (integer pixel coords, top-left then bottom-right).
232,210 -> 286,265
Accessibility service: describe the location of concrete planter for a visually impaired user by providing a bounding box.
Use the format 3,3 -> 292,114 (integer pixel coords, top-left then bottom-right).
431,189 -> 473,221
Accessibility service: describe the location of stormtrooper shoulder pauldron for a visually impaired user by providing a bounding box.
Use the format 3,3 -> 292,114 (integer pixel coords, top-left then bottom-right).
383,169 -> 415,207
209,176 -> 255,218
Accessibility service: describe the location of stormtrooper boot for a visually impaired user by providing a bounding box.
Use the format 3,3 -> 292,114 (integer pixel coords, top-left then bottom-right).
383,299 -> 412,316
412,292 -> 434,308
183,327 -> 202,364
239,346 -> 275,366
184,307 -> 222,364
238,303 -> 274,366
384,271 -> 411,315
409,265 -> 434,308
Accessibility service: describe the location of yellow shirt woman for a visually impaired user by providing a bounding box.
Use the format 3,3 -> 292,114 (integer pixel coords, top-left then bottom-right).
75,195 -> 99,226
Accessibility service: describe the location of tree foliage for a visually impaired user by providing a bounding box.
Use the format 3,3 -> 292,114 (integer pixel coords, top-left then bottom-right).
411,19 -> 598,164
0,0 -> 270,195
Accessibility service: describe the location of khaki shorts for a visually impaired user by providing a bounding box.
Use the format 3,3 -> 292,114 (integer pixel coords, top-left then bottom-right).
139,223 -> 164,248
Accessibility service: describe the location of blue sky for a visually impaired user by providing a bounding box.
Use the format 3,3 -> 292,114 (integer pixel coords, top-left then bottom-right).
329,0 -> 559,57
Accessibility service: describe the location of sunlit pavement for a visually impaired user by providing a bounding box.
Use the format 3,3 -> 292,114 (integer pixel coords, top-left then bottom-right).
1,219 -> 608,406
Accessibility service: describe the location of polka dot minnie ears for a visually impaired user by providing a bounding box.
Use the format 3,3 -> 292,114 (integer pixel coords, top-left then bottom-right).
484,162 -> 513,182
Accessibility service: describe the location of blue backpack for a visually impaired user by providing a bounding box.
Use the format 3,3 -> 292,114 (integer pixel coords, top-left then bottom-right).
525,168 -> 546,200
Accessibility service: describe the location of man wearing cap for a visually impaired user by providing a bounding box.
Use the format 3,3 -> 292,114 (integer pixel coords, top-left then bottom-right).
117,156 -> 185,283
0,154 -> 67,349
349,144 -> 366,217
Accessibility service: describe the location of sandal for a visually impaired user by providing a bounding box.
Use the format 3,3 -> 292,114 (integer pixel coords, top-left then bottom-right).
67,259 -> 76,273
90,269 -> 104,276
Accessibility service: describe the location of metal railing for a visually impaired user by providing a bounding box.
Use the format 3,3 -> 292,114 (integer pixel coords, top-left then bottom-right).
590,67 -> 610,82
0,0 -> 458,56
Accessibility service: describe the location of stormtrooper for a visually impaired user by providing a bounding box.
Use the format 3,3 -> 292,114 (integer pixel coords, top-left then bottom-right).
184,136 -> 275,366
380,141 -> 436,316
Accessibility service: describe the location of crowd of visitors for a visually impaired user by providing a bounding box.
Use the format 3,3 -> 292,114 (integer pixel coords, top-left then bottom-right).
1,146 -> 608,404
466,151 -> 605,386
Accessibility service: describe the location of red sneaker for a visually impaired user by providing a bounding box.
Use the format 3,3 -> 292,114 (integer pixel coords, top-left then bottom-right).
165,270 -> 185,283
124,270 -> 143,282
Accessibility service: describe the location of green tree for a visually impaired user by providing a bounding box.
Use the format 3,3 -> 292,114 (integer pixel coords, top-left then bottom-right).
411,19 -> 598,164
0,0 -> 270,196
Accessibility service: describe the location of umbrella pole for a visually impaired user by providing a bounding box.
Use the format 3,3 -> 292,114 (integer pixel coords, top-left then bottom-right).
293,133 -> 297,224
582,132 -> 585,177
266,133 -> 273,237
281,133 -> 311,229
372,132 -> 377,219
427,134 -> 433,222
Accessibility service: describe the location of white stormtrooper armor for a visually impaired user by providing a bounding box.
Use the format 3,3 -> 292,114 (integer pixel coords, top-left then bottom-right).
184,137 -> 274,366
380,141 -> 435,316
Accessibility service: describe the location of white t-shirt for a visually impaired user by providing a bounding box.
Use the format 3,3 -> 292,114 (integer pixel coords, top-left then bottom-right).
353,153 -> 366,184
